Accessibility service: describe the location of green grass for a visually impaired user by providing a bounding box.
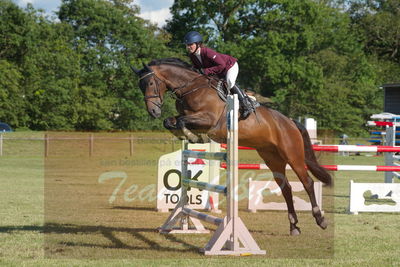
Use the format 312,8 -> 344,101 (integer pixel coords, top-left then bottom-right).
0,132 -> 399,266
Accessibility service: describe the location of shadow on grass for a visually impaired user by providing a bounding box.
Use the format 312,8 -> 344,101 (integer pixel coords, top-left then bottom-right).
0,225 -> 43,233
0,223 -> 199,253
45,223 -> 199,253
332,194 -> 350,199
111,206 -> 156,211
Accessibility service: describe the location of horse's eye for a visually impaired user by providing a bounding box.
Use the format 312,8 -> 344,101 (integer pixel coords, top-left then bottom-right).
149,82 -> 154,86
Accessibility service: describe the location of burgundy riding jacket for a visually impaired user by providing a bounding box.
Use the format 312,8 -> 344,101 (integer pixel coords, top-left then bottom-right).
189,46 -> 237,78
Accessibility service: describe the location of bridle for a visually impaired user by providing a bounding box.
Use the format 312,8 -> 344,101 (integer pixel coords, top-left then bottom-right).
140,71 -> 164,110
140,69 -> 215,107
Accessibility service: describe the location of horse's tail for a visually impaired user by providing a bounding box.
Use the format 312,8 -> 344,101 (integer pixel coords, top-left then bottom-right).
293,120 -> 333,186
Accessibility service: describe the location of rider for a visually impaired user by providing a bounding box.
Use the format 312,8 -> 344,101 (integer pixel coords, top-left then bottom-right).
183,31 -> 254,119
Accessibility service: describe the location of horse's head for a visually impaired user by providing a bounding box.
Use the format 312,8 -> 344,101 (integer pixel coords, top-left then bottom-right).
132,64 -> 167,118
132,58 -> 207,119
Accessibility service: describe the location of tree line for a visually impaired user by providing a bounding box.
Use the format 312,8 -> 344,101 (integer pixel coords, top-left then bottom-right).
1,0 -> 399,135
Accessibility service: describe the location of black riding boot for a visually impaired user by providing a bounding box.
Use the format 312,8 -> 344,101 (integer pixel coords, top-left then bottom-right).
231,85 -> 254,119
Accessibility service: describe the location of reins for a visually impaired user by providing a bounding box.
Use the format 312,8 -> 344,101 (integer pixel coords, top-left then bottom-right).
141,69 -> 217,104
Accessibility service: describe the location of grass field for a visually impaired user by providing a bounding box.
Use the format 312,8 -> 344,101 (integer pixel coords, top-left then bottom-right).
0,131 -> 399,266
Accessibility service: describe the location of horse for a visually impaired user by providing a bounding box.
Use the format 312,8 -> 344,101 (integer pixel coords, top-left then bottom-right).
131,57 -> 332,236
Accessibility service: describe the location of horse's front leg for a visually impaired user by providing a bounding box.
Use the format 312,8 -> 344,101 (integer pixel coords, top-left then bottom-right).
163,116 -> 204,143
163,116 -> 186,140
171,113 -> 215,143
179,123 -> 201,143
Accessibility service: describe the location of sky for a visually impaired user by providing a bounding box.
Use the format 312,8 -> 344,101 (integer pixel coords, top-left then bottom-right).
14,0 -> 174,27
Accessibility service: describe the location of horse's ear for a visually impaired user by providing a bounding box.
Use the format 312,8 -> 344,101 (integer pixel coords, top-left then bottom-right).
142,63 -> 152,71
130,66 -> 141,76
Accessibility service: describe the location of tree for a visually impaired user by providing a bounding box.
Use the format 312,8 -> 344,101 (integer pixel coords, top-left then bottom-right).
347,0 -> 400,63
0,0 -> 29,63
165,0 -> 257,48
0,1 -> 82,129
0,1 -> 30,128
0,60 -> 27,127
58,0 -> 177,130
19,6 -> 82,130
346,0 -> 400,85
0,0 -> 180,131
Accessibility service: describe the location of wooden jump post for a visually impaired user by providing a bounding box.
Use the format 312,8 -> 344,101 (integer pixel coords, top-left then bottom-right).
158,94 -> 266,256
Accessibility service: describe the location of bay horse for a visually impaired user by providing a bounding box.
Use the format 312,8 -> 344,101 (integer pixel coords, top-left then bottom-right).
131,58 -> 332,236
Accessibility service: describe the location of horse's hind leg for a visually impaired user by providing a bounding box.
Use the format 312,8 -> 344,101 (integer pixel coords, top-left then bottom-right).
257,151 -> 301,236
289,159 -> 327,230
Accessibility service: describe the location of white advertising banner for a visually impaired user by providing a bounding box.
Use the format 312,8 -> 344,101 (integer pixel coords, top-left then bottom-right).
157,142 -> 221,212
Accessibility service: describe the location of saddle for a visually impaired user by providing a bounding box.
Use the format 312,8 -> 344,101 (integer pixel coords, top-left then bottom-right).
211,78 -> 260,108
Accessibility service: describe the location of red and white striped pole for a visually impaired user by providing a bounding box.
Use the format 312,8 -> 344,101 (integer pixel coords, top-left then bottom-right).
312,145 -> 400,153
220,144 -> 400,153
367,121 -> 400,127
220,163 -> 400,172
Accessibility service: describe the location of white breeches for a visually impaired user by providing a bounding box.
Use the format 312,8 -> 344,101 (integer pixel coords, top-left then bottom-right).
226,62 -> 239,89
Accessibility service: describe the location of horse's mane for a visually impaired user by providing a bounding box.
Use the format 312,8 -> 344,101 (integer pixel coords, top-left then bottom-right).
148,58 -> 198,72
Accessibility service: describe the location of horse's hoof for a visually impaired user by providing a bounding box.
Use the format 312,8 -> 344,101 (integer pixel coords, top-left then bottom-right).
290,227 -> 301,236
200,134 -> 210,143
188,138 -> 199,144
187,135 -> 199,143
317,217 -> 328,229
